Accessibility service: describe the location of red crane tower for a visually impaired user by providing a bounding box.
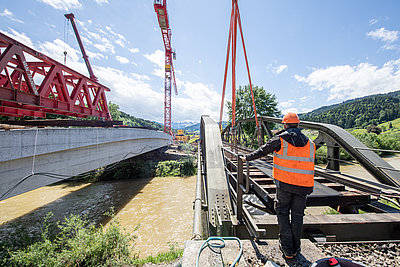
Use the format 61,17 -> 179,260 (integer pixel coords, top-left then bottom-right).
153,0 -> 177,134
65,13 -> 98,82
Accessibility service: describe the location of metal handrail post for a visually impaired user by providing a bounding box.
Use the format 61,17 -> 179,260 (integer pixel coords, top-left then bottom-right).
192,142 -> 203,239
237,154 -> 244,221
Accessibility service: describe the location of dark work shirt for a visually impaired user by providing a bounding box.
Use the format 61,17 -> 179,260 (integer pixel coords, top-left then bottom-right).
245,127 -> 313,195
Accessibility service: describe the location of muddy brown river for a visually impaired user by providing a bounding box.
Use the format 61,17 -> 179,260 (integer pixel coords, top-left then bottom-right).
0,176 -> 196,258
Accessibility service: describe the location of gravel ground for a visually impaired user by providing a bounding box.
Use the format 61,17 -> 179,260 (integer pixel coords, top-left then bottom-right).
316,242 -> 400,266
142,241 -> 400,266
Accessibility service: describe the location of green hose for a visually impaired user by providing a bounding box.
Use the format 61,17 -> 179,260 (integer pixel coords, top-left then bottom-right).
196,236 -> 243,267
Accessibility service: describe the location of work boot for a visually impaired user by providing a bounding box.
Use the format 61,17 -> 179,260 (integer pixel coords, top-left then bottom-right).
282,255 -> 298,267
294,253 -> 311,267
279,239 -> 295,260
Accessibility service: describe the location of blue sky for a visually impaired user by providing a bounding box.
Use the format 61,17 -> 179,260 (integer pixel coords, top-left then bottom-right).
1,0 -> 400,123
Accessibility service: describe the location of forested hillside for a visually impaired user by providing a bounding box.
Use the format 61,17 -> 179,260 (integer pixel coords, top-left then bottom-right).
109,102 -> 163,130
299,91 -> 400,128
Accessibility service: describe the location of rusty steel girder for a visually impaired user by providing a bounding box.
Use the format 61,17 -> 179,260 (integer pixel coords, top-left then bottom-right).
0,32 -> 110,119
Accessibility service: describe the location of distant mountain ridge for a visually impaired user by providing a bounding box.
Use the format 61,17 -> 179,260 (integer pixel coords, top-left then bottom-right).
180,121 -> 229,132
171,120 -> 198,130
299,91 -> 400,129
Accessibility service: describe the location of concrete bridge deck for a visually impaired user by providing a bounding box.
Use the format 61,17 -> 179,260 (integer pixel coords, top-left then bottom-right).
0,127 -> 172,200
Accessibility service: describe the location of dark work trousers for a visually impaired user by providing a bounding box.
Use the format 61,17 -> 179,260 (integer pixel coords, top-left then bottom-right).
275,187 -> 307,257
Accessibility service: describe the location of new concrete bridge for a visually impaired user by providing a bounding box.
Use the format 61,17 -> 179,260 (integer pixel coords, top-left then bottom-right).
0,127 -> 172,200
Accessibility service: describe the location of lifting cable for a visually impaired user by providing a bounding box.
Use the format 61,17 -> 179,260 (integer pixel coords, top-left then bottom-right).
219,0 -> 259,132
63,16 -> 69,65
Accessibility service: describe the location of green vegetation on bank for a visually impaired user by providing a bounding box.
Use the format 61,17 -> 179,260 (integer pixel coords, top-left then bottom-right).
155,157 -> 197,177
83,156 -> 197,182
2,211 -> 182,267
313,126 -> 400,164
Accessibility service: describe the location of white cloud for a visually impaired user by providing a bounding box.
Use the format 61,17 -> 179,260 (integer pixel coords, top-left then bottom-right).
94,42 -> 115,54
276,65 -> 288,74
1,28 -> 33,47
81,36 -> 93,46
92,60 -> 222,122
115,39 -> 125,48
279,99 -> 295,108
0,9 -> 24,23
131,73 -> 150,80
144,49 -> 165,78
86,50 -> 105,60
281,107 -> 312,115
105,26 -> 127,42
96,66 -> 165,122
281,107 -> 300,115
40,39 -> 81,65
45,22 -> 56,28
367,27 -> 399,50
144,49 -> 164,68
85,29 -> 116,54
115,55 -> 129,64
94,0 -> 108,4
295,59 -> 400,101
174,80 -> 222,122
129,48 -> 139,53
86,31 -> 102,41
37,0 -> 82,11
367,27 -> 398,43
267,63 -> 288,74
300,96 -> 309,102
369,19 -> 378,26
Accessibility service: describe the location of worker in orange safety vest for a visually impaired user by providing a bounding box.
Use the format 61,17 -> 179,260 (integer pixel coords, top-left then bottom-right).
242,112 -> 316,266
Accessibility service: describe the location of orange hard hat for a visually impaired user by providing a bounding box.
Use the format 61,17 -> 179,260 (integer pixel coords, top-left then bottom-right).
282,112 -> 300,124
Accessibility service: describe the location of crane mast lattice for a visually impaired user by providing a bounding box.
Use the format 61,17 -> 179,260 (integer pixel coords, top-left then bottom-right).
154,0 -> 177,134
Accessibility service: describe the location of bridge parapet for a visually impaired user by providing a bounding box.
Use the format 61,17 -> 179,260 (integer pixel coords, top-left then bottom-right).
200,115 -> 236,236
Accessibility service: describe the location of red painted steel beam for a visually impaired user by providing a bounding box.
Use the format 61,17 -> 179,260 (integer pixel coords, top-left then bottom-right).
0,32 -> 110,119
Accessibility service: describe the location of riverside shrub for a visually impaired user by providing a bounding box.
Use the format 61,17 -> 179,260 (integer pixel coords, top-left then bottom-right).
155,157 -> 197,177
7,212 -> 133,267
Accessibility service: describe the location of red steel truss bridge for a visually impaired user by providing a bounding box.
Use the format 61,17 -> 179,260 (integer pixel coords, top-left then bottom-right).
0,32 -> 110,119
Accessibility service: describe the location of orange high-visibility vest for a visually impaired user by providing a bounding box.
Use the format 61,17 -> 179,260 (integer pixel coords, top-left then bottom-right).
273,137 -> 316,187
